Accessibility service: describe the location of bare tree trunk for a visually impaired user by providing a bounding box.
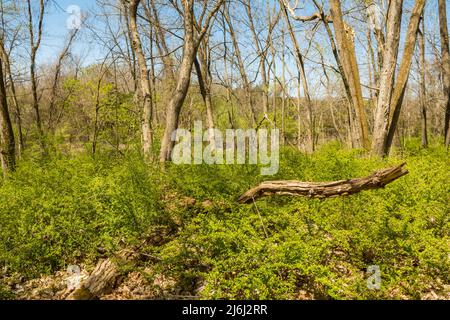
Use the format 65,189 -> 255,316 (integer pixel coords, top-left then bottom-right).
372,0 -> 404,156
198,35 -> 215,132
384,0 -> 426,155
438,0 -> 450,147
125,0 -> 153,158
418,17 -> 428,148
0,40 -> 23,156
304,0 -> 360,148
367,0 -> 385,76
221,13 -> 235,129
48,30 -> 78,134
149,23 -> 158,126
281,23 -> 286,145
329,0 -> 370,150
194,35 -> 215,146
159,0 -> 224,162
245,1 -> 269,115
145,0 -> 176,111
0,58 -> 15,174
27,0 -> 46,155
159,20 -> 196,161
224,6 -> 257,125
281,5 -> 314,152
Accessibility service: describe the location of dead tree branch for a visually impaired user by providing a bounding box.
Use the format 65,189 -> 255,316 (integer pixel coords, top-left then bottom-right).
238,163 -> 408,203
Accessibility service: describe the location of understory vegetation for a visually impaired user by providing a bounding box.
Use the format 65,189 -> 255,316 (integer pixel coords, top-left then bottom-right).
0,139 -> 448,299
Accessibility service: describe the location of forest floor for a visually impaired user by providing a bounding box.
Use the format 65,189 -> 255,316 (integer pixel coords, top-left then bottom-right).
0,139 -> 449,300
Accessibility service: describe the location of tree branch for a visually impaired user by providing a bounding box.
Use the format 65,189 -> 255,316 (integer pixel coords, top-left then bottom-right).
238,163 -> 408,203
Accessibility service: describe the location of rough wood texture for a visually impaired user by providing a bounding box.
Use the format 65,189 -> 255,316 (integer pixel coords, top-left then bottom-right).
65,226 -> 173,300
237,163 -> 408,204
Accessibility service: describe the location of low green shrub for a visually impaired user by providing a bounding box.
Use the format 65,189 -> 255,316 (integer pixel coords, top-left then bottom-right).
0,141 -> 448,299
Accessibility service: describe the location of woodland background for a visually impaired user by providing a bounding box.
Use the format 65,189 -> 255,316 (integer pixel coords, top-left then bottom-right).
0,0 -> 448,299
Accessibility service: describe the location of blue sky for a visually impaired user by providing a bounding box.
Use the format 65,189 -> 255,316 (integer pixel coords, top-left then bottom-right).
35,0 -> 450,99
37,0 -> 98,64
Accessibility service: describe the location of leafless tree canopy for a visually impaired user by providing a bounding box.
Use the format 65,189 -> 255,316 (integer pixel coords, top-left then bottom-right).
0,0 -> 449,170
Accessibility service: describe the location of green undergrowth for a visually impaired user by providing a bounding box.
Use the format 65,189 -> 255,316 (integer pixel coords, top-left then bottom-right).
0,139 -> 448,299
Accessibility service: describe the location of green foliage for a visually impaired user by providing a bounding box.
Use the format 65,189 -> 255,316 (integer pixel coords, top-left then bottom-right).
158,142 -> 449,299
0,141 -> 448,299
0,153 -> 164,278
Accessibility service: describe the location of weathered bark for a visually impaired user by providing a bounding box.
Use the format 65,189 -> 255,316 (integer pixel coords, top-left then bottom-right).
281,0 -> 331,22
438,0 -> 450,147
66,226 -> 173,300
121,3 -> 138,94
366,1 -> 385,74
418,18 -> 428,148
372,0 -> 404,156
329,0 -> 370,150
66,249 -> 136,300
384,0 -> 426,155
309,0 -> 359,148
125,0 -> 153,158
238,163 -> 408,204
0,58 -> 15,174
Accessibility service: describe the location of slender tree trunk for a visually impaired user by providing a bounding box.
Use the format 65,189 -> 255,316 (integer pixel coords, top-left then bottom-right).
367,1 -> 385,76
222,14 -> 235,129
246,1 -> 269,115
27,0 -> 46,155
145,0 -> 175,113
281,5 -> 314,152
296,79 -> 302,149
159,45 -> 197,161
438,0 -> 450,147
281,24 -> 286,145
194,40 -> 215,146
149,23 -> 158,126
0,58 -> 15,174
197,38 -> 215,132
224,7 -> 257,125
418,17 -> 428,148
0,41 -> 23,155
48,30 -> 78,134
126,0 -> 153,158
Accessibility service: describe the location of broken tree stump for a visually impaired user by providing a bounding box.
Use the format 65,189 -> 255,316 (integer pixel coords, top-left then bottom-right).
65,226 -> 174,300
237,163 -> 408,204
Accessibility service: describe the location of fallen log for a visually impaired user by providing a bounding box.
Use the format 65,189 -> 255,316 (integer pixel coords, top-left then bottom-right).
237,163 -> 408,204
